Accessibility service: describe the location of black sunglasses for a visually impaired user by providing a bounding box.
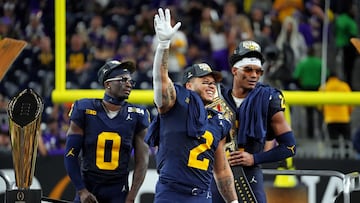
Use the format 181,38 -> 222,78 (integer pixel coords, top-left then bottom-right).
239,66 -> 264,76
105,77 -> 136,86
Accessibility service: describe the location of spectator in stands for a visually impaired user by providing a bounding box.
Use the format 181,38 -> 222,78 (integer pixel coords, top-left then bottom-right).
24,9 -> 46,42
32,36 -> 54,73
334,3 -> 359,88
275,16 -> 307,89
277,16 -> 308,67
209,21 -> 231,80
305,0 -> 335,57
93,24 -> 119,62
249,0 -> 273,14
272,0 -> 304,23
249,6 -> 273,49
319,71 -> 353,157
221,1 -> 243,52
86,15 -> 104,49
134,5 -> 156,37
223,1 -> 255,55
261,44 -> 282,88
0,126 -> 11,154
196,7 -> 230,75
293,46 -> 327,138
186,44 -> 208,66
31,35 -> 55,98
41,117 -> 66,156
196,6 -> 215,50
0,16 -> 17,40
47,103 -> 72,139
114,37 -> 136,63
66,33 -> 92,89
0,1 -> 22,40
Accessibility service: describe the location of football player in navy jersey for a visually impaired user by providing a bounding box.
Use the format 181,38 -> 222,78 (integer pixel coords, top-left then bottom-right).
210,40 -> 297,203
64,60 -> 150,203
145,8 -> 238,203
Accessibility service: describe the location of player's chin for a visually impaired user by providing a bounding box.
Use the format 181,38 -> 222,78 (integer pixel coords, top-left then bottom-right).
246,82 -> 257,89
120,93 -> 130,99
203,96 -> 214,104
123,90 -> 131,96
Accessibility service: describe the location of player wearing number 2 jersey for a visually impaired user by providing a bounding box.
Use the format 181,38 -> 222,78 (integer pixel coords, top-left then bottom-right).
64,60 -> 150,203
145,8 -> 238,203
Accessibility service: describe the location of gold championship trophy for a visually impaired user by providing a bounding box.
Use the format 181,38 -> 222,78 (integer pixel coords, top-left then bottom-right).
6,89 -> 44,203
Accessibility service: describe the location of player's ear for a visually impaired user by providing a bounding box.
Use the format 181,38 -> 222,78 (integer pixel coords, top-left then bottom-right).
231,67 -> 238,75
185,81 -> 192,89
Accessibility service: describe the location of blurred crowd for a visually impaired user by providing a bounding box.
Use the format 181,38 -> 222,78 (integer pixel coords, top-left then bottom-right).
0,0 -> 359,157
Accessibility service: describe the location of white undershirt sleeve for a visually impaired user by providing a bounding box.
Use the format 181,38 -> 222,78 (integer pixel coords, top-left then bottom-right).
153,40 -> 170,107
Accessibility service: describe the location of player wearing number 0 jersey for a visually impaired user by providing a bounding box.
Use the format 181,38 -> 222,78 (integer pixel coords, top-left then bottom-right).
146,8 -> 238,203
69,99 -> 149,179
64,60 -> 150,203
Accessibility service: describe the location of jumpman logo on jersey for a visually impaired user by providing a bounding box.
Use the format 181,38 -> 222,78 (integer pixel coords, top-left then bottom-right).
126,114 -> 132,120
287,145 -> 296,154
206,191 -> 212,199
121,185 -> 127,192
66,148 -> 75,157
250,176 -> 257,184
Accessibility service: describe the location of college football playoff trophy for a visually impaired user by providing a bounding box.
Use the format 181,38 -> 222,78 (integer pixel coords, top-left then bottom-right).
6,89 -> 44,203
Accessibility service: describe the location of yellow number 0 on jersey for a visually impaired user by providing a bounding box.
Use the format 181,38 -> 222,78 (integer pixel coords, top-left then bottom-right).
187,131 -> 214,171
96,132 -> 121,170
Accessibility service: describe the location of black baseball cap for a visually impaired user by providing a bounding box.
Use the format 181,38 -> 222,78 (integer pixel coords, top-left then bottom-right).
97,60 -> 135,86
229,40 -> 264,66
182,63 -> 222,84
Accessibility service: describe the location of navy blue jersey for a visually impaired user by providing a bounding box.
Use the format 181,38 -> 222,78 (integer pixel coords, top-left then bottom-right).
69,99 -> 150,183
156,85 -> 231,190
221,83 -> 285,151
211,83 -> 286,203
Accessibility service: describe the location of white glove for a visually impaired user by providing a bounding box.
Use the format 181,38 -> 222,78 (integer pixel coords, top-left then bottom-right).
154,8 -> 181,49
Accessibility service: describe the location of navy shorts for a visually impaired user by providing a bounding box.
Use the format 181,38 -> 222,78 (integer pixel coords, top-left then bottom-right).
154,179 -> 212,203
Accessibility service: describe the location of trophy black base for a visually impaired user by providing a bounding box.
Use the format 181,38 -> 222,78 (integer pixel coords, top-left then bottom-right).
5,189 -> 42,203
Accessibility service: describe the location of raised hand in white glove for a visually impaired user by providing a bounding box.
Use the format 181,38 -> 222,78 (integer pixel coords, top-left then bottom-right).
154,8 -> 181,49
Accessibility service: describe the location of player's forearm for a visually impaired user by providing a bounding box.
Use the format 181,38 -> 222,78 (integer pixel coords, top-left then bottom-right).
159,48 -> 175,108
128,145 -> 149,200
64,134 -> 85,191
215,175 -> 238,202
127,162 -> 148,200
153,45 -> 176,113
214,150 -> 238,202
253,131 -> 296,164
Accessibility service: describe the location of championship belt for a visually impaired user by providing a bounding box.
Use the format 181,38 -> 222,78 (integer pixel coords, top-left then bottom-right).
231,164 -> 257,203
206,85 -> 257,203
6,89 -> 44,203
